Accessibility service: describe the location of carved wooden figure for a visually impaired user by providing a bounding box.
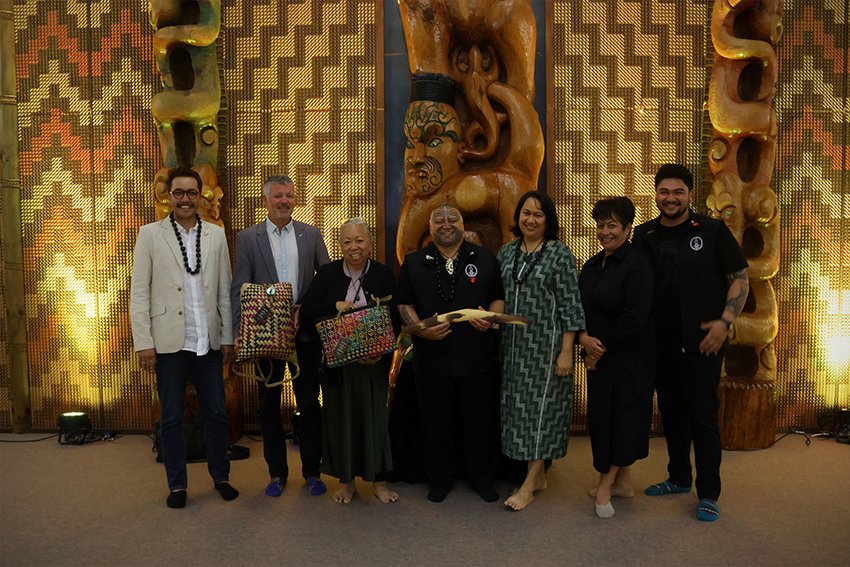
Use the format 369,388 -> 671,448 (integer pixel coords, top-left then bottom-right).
707,0 -> 783,450
397,0 -> 544,264
148,0 -> 224,226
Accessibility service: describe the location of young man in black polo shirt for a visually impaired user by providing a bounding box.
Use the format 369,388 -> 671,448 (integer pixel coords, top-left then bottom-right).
397,203 -> 505,503
633,164 -> 749,522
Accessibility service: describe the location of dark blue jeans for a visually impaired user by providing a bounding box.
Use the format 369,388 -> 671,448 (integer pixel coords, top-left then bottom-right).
155,349 -> 230,491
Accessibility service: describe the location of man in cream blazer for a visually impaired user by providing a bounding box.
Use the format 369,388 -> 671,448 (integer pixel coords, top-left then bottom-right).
231,174 -> 330,498
130,167 -> 238,509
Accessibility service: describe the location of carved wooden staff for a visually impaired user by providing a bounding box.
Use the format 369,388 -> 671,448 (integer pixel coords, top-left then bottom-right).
707,0 -> 783,450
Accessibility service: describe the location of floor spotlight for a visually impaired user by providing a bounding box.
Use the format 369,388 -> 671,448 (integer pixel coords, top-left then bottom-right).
57,412 -> 93,445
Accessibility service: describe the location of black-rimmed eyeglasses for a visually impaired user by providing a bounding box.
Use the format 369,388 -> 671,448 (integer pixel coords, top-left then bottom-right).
170,189 -> 199,199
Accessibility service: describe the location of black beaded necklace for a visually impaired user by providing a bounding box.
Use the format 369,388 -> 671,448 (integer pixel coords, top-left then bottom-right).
512,239 -> 548,285
169,212 -> 202,275
433,241 -> 463,302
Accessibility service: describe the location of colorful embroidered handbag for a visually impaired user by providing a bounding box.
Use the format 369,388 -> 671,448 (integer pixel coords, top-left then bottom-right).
315,297 -> 397,368
235,282 -> 299,384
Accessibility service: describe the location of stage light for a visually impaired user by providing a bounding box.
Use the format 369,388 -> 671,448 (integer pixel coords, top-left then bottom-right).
57,412 -> 94,445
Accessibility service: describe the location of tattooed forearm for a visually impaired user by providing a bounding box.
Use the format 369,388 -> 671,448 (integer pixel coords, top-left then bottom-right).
399,304 -> 416,327
723,268 -> 749,320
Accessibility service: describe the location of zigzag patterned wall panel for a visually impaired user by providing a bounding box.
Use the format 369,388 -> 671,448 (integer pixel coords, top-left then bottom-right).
774,0 -> 849,430
552,0 -> 711,430
14,0 -> 161,429
222,0 -> 378,429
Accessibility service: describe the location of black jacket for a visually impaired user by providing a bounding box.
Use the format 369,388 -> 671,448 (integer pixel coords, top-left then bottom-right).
633,212 -> 748,352
299,259 -> 399,339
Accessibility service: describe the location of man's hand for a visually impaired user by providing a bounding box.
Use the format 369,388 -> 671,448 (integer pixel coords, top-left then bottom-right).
579,333 -> 606,359
555,351 -> 574,376
336,301 -> 357,312
221,345 -> 235,365
416,313 -> 452,341
699,319 -> 729,355
293,304 -> 301,332
138,348 -> 156,372
357,355 -> 382,365
469,305 -> 492,332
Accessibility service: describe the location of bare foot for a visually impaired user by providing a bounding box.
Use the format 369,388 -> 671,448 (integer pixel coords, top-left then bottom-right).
332,482 -> 356,503
504,486 -> 534,511
532,471 -> 548,492
373,481 -> 398,503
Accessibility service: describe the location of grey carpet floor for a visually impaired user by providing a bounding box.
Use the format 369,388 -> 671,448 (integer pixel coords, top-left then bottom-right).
1,433 -> 847,566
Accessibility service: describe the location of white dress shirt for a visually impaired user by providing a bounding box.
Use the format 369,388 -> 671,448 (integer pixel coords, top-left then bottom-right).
179,222 -> 210,355
266,217 -> 300,301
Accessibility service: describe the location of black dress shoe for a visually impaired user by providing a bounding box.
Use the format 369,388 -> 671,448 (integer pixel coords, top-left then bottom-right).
167,491 -> 187,509
474,484 -> 499,503
427,486 -> 450,503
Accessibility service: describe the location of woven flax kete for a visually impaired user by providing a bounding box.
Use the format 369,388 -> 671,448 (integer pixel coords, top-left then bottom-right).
315,298 -> 398,368
237,282 -> 299,381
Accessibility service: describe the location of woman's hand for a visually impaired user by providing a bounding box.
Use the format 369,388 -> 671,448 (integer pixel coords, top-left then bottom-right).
555,351 -> 574,376
357,355 -> 382,365
336,301 -> 357,312
584,354 -> 600,371
579,333 -> 606,359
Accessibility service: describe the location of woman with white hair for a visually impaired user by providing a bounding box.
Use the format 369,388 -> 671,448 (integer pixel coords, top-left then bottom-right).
300,218 -> 399,503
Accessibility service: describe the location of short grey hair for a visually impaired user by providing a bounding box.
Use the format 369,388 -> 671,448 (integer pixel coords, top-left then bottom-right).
262,174 -> 295,198
339,217 -> 373,243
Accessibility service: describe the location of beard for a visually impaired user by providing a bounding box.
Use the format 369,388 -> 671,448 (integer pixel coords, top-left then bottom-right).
659,203 -> 690,219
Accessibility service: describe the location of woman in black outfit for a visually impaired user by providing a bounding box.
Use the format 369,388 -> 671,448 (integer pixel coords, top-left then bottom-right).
578,197 -> 655,519
300,218 -> 398,504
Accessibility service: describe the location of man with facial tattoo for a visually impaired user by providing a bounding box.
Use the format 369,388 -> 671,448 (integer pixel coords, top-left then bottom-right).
396,203 -> 505,503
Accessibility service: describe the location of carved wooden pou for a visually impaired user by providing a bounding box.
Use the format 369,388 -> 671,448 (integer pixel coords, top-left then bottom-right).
396,0 -> 544,265
707,0 -> 783,450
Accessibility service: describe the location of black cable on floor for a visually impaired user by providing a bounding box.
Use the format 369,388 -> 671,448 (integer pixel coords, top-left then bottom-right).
0,434 -> 59,443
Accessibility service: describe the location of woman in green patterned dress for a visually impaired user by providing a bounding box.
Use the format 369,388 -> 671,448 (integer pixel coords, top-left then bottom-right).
498,191 -> 585,511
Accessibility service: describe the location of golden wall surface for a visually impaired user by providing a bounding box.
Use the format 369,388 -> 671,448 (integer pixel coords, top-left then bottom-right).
3,0 -> 847,431
13,0 -> 162,429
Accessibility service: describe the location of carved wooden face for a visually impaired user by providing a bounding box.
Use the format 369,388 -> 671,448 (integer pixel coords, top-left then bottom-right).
403,101 -> 462,196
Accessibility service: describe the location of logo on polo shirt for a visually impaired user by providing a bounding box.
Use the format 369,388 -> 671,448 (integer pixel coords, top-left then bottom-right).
465,264 -> 478,278
690,236 -> 704,251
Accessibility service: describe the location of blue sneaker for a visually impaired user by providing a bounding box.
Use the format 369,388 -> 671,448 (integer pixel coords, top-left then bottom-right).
306,476 -> 326,496
697,498 -> 720,522
265,477 -> 285,497
645,480 -> 692,496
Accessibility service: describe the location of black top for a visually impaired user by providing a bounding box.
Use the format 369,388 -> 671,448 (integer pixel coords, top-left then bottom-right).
579,241 -> 654,353
633,211 -> 748,352
396,242 -> 505,377
299,259 -> 399,338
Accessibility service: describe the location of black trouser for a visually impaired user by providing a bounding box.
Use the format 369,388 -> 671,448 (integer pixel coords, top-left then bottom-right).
415,371 -> 498,491
656,347 -> 724,501
256,338 -> 323,481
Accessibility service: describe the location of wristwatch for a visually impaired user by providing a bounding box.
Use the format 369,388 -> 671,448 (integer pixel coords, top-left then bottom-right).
721,318 -> 735,333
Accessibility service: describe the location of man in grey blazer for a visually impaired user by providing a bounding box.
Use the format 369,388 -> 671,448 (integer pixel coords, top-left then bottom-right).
130,167 -> 238,509
231,174 -> 331,497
